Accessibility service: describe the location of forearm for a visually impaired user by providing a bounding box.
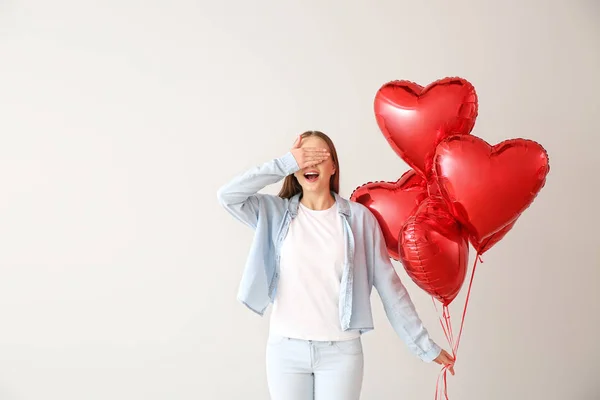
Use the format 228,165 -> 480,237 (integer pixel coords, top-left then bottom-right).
218,152 -> 298,204
371,220 -> 441,362
216,152 -> 298,227
375,268 -> 442,362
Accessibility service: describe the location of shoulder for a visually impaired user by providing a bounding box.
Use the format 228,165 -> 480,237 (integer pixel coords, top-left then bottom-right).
348,199 -> 370,215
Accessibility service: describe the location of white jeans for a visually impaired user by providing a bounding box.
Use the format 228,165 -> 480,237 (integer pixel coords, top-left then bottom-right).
265,335 -> 364,400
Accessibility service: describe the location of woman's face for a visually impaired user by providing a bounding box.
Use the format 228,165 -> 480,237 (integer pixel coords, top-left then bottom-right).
293,135 -> 336,194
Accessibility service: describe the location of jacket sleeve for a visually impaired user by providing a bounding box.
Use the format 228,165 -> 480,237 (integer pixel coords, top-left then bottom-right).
371,216 -> 442,363
216,152 -> 299,229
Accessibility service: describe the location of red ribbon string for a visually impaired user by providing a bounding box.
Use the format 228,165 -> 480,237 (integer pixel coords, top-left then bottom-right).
433,253 -> 482,400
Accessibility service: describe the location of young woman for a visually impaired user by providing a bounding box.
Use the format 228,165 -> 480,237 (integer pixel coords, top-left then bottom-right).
217,131 -> 454,400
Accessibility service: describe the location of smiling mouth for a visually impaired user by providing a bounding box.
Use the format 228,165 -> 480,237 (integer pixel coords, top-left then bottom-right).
304,172 -> 320,182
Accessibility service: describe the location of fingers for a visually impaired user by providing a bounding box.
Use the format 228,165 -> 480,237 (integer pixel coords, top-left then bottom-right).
441,353 -> 455,365
301,157 -> 329,168
440,353 -> 453,365
303,160 -> 321,168
292,135 -> 302,149
434,350 -> 456,376
291,143 -> 330,168
441,352 -> 455,376
302,147 -> 329,155
300,149 -> 329,166
304,153 -> 329,162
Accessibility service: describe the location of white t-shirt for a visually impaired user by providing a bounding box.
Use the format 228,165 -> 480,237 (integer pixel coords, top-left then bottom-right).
269,202 -> 360,341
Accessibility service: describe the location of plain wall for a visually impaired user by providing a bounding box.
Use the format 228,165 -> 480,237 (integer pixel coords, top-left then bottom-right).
0,0 -> 598,399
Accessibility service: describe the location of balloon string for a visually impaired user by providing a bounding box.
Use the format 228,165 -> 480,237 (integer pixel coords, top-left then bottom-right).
434,366 -> 450,400
454,253 -> 480,356
432,299 -> 453,351
432,302 -> 453,400
444,306 -> 455,355
433,307 -> 453,400
433,253 -> 482,400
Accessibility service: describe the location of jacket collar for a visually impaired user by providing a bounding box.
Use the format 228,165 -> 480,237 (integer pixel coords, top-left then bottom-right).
288,192 -> 351,218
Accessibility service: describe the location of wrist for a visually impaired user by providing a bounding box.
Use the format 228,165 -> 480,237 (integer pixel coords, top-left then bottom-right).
279,152 -> 300,175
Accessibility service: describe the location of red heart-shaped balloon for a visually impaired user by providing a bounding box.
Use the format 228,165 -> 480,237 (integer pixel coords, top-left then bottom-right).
471,220 -> 516,254
350,170 -> 427,260
374,77 -> 478,177
399,196 -> 469,306
434,135 -> 549,248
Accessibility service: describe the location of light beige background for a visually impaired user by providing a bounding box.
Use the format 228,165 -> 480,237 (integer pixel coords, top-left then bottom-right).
0,0 -> 598,399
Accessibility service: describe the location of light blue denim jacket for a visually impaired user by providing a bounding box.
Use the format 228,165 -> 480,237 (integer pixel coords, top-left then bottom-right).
217,152 -> 442,363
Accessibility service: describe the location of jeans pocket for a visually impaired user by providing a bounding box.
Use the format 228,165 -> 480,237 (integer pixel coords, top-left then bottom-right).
333,338 -> 363,355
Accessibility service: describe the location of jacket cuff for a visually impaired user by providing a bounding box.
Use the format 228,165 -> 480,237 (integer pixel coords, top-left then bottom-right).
279,152 -> 300,175
420,342 -> 442,363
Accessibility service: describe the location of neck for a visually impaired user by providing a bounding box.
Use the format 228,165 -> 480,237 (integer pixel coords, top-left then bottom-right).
300,190 -> 335,210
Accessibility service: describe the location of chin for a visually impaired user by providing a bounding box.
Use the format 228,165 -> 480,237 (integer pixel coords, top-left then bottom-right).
301,184 -> 329,193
